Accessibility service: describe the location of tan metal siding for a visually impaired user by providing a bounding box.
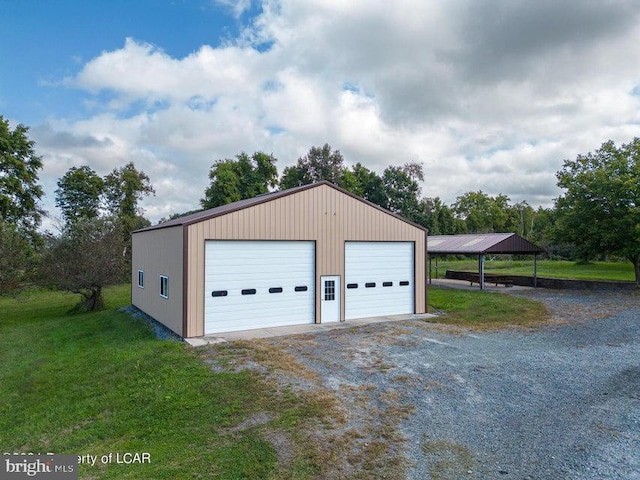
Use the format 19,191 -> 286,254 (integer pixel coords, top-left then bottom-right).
131,226 -> 184,336
185,184 -> 426,337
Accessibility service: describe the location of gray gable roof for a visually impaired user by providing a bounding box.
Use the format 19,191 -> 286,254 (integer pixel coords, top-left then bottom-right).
428,233 -> 544,254
135,180 -> 427,233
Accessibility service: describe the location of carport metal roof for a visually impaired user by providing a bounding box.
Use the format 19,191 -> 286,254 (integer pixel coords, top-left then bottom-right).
427,233 -> 544,289
428,233 -> 544,255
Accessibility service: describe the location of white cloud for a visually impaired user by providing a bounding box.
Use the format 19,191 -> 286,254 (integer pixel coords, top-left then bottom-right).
34,0 -> 640,228
215,0 -> 252,18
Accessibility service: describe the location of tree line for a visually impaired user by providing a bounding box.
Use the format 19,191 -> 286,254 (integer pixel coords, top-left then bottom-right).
194,144 -> 556,247
195,141 -> 640,284
2,114 -> 640,309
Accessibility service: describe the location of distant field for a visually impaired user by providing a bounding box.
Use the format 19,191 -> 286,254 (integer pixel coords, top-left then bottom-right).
430,259 -> 635,282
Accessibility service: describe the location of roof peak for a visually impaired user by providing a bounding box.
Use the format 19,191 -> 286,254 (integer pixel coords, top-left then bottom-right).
134,180 -> 427,234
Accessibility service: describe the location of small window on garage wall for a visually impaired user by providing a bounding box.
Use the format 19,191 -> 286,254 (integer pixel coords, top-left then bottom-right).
138,270 -> 144,288
160,275 -> 169,298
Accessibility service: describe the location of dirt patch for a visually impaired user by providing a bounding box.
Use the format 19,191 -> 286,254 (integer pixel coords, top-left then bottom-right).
262,429 -> 295,468
227,411 -> 273,432
204,334 -> 411,479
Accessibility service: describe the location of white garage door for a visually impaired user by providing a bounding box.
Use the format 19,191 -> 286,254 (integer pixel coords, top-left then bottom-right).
345,241 -> 414,320
205,241 -> 315,334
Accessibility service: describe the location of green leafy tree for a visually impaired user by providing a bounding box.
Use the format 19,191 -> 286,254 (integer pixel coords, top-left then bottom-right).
280,144 -> 346,189
39,217 -> 127,311
201,151 -> 278,209
202,160 -> 241,208
0,220 -> 35,294
101,162 -> 154,269
453,191 -> 513,233
104,162 -> 155,236
420,197 -> 465,234
527,206 -> 572,259
381,162 -> 424,223
55,165 -> 104,225
0,116 -> 44,237
529,206 -> 555,244
235,151 -> 279,198
104,162 -> 155,220
346,163 -> 387,207
555,138 -> 640,282
510,201 -> 534,238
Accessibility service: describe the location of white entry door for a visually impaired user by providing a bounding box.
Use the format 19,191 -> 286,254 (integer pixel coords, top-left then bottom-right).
320,276 -> 340,323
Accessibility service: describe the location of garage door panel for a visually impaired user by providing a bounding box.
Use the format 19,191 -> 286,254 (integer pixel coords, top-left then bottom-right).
346,293 -> 410,310
207,259 -> 312,270
205,241 -> 314,334
345,242 -> 413,320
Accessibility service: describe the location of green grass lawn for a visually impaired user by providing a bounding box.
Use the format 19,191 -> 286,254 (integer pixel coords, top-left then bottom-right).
0,286 -> 327,479
0,283 -> 551,478
430,259 -> 635,282
427,286 -> 549,329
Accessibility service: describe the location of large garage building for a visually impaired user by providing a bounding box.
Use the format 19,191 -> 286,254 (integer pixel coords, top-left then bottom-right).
132,181 -> 427,338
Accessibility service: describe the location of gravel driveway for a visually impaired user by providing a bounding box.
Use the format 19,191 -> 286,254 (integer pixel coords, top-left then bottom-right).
250,289 -> 640,479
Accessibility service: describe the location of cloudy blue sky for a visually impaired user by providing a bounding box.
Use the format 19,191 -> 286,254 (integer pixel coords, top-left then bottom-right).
2,0 -> 640,229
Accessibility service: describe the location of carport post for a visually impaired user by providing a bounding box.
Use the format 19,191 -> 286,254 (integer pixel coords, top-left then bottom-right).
533,253 -> 538,288
479,254 -> 485,290
428,255 -> 432,285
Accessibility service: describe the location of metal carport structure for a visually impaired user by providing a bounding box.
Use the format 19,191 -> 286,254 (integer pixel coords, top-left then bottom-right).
427,233 -> 545,290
